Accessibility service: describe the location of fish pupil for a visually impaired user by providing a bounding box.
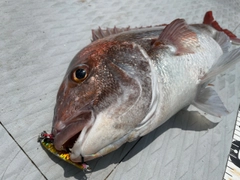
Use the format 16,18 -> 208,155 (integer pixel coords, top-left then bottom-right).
76,69 -> 86,79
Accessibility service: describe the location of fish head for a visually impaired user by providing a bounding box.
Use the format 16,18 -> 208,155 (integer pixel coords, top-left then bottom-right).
52,40 -> 152,162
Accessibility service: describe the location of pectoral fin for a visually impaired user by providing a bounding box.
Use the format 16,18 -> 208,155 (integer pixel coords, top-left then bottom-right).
193,87 -> 229,117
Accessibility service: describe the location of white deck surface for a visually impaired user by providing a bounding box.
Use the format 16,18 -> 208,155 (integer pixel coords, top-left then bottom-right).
1,0 -> 240,179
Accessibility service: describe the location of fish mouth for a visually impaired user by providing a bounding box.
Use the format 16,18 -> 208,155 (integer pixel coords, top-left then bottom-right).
53,111 -> 93,153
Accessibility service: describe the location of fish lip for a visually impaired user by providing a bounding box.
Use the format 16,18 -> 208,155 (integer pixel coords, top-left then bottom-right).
53,115 -> 91,151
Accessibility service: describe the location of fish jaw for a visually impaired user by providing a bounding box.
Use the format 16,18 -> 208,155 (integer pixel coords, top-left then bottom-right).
69,109 -> 139,162
70,112 -> 131,162
70,134 -> 130,162
53,110 -> 93,152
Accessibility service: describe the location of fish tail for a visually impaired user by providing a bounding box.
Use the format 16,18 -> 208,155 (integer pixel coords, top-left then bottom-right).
203,11 -> 240,45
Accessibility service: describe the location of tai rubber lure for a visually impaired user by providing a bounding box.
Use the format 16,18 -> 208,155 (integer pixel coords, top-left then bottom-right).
38,131 -> 91,172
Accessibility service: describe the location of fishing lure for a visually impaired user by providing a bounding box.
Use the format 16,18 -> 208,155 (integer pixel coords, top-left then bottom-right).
38,131 -> 91,172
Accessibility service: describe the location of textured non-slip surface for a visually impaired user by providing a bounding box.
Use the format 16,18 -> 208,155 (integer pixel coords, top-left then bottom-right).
0,124 -> 45,180
1,0 -> 240,179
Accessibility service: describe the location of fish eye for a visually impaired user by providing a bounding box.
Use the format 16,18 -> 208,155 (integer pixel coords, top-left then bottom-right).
72,65 -> 89,83
76,69 -> 86,79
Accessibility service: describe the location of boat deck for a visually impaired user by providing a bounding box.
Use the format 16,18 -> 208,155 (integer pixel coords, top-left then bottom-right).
1,0 -> 240,179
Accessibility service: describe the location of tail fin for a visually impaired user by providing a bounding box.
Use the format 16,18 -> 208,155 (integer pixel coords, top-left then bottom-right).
203,11 -> 240,45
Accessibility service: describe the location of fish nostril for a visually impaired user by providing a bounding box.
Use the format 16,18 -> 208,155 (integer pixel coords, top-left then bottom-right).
53,121 -> 66,135
52,128 -> 58,136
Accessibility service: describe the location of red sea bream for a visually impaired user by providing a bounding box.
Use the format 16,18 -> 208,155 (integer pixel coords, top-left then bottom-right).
51,11 -> 240,162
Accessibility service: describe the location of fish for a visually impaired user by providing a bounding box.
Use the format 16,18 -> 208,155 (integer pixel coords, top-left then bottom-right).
51,11 -> 240,163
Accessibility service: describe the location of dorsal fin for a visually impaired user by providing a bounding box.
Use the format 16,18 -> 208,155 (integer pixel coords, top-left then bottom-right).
152,19 -> 199,55
91,24 -> 167,42
91,26 -> 130,42
203,11 -> 240,45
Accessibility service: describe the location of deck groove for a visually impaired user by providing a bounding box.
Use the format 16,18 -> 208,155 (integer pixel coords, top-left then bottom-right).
0,123 -> 47,180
